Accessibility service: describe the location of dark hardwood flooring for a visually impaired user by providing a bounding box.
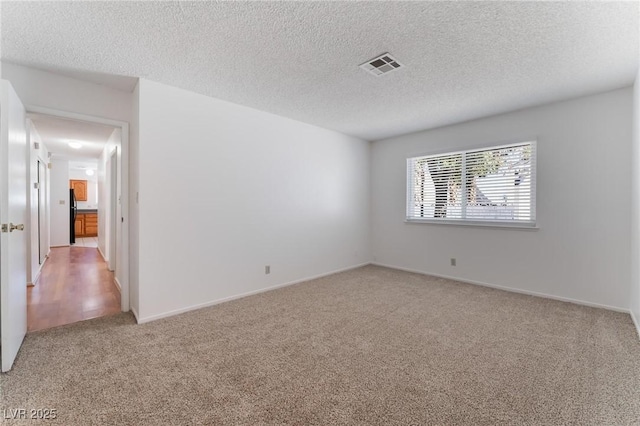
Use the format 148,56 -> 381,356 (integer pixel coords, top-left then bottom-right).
27,246 -> 121,332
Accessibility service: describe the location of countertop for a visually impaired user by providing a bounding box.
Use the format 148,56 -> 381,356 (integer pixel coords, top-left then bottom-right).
77,209 -> 98,213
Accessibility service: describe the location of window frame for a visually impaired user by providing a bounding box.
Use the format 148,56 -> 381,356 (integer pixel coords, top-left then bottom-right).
406,140 -> 537,229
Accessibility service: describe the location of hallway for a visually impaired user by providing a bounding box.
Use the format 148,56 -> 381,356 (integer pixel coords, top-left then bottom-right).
27,246 -> 121,332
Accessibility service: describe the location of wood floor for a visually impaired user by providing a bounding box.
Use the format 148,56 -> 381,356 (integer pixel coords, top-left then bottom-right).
27,246 -> 121,332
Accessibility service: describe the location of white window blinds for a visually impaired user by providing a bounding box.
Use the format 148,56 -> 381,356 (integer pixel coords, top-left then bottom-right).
407,142 -> 536,226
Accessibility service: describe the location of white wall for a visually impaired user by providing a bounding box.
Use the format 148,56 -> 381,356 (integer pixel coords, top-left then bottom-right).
1,63 -> 131,123
631,66 -> 640,334
135,79 -> 371,321
25,120 -> 50,284
49,158 -> 70,247
372,87 -> 633,311
69,169 -> 98,209
129,82 -> 140,317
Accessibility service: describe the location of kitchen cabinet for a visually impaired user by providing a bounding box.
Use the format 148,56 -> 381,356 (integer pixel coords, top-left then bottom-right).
75,212 -> 97,237
75,214 -> 85,237
70,179 -> 88,201
85,213 -> 98,237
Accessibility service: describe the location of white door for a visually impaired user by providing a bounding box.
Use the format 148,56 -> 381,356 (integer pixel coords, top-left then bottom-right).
0,80 -> 28,372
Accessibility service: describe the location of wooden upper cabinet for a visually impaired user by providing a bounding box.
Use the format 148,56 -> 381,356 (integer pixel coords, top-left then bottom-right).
70,179 -> 88,201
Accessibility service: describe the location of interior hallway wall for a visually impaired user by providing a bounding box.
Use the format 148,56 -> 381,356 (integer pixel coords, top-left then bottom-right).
25,120 -> 50,284
49,158 -> 70,247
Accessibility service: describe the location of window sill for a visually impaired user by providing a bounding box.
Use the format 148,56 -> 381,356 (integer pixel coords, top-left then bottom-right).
405,218 -> 539,230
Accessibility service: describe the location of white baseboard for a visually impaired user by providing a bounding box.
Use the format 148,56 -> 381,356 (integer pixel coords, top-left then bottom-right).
28,256 -> 48,286
114,277 -> 122,291
129,306 -> 140,323
27,271 -> 39,287
98,247 -> 107,262
50,244 -> 70,248
98,247 -> 116,272
631,310 -> 640,340
371,262 -> 630,314
136,262 -> 371,324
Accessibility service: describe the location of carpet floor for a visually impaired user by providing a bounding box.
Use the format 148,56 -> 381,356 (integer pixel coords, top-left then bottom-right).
2,265 -> 640,425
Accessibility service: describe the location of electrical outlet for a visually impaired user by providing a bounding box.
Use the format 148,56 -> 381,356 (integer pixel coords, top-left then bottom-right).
59,200 -> 65,205
450,258 -> 456,266
265,265 -> 270,274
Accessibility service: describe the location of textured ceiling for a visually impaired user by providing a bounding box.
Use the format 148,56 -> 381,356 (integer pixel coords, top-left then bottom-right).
3,1 -> 639,141
29,113 -> 116,160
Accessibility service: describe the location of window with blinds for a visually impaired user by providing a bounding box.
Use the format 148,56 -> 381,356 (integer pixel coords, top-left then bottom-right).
407,141 -> 536,226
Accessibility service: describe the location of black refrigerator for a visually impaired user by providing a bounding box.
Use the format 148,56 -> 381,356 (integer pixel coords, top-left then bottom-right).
70,188 -> 77,244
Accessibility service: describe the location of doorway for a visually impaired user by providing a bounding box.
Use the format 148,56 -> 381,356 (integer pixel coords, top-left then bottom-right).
25,109 -> 129,331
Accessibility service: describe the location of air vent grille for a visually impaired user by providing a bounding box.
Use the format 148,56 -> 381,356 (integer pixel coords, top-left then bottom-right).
359,53 -> 403,76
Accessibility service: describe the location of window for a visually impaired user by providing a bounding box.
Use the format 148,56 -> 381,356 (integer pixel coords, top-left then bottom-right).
407,141 -> 536,227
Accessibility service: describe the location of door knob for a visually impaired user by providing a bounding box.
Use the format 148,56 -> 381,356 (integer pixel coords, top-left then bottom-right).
9,223 -> 24,232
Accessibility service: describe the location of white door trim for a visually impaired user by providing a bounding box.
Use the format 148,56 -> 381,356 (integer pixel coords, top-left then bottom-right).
108,149 -> 117,272
26,105 -> 130,313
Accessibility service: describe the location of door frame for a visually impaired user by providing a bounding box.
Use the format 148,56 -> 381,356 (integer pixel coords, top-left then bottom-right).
108,148 -> 117,272
27,105 -> 130,313
25,119 -> 52,286
36,158 -> 47,266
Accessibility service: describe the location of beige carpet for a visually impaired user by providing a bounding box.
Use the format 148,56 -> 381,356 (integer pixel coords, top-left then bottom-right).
2,265 -> 640,425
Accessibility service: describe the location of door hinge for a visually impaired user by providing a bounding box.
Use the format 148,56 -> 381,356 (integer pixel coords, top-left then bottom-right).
1,224 -> 8,233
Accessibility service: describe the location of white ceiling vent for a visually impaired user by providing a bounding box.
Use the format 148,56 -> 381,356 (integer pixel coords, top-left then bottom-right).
359,53 -> 403,76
